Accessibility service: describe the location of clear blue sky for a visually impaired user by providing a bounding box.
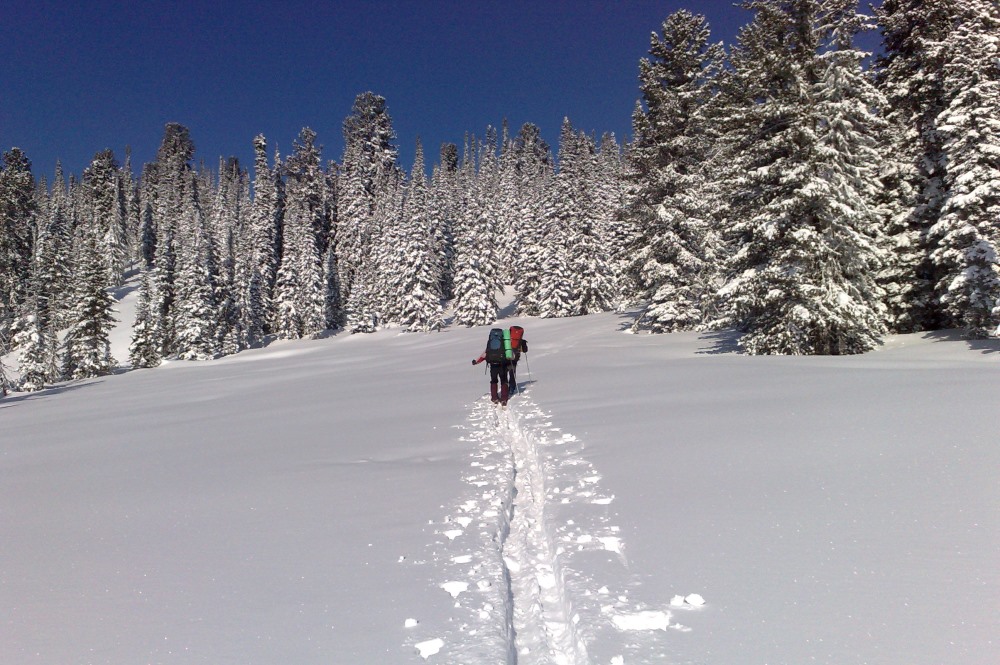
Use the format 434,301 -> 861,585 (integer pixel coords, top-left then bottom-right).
2,1 -> 870,179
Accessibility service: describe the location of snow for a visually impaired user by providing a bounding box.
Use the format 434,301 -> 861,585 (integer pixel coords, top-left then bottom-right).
1,283 -> 999,664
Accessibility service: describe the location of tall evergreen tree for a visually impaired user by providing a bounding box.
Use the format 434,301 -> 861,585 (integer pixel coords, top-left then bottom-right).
129,267 -> 161,368
274,128 -> 328,338
336,92 -> 400,322
82,149 -> 128,287
245,135 -> 283,334
627,10 -> 725,332
0,148 -> 36,341
715,0 -> 888,355
149,123 -> 197,357
509,124 -> 553,316
452,135 -> 501,326
873,0 -> 959,331
172,174 -> 219,360
62,234 -> 116,379
927,0 -> 1000,336
393,140 -> 444,332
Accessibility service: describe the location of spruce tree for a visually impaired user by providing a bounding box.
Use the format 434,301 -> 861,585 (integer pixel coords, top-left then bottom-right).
716,0 -> 888,355
627,10 -> 725,332
927,0 -> 1000,336
393,140 -> 444,332
172,174 -> 219,360
129,268 -> 161,368
82,149 -> 128,287
451,135 -> 500,326
336,92 -> 400,325
873,0 -> 959,331
62,234 -> 116,379
0,148 -> 36,342
245,135 -> 283,333
274,128 -> 327,338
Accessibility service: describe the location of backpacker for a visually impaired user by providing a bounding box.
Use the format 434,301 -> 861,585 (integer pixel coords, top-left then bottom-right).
485,328 -> 506,363
508,326 -> 524,361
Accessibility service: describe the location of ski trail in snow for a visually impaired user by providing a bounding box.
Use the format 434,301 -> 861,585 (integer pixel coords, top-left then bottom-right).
497,403 -> 590,664
407,393 -> 699,663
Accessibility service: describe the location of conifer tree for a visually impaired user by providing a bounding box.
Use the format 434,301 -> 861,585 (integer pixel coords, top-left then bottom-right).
927,0 -> 1000,336
393,140 -> 444,332
129,268 -> 161,368
716,0 -> 887,354
627,10 -> 725,332
336,92 -> 400,324
0,148 -> 36,341
149,123 -> 197,356
274,128 -> 328,338
451,135 -> 500,326
62,234 -> 116,379
82,149 -> 128,287
509,124 -> 553,316
44,164 -> 75,326
172,174 -> 219,360
428,143 -> 460,301
873,0 -> 959,331
245,135 -> 283,333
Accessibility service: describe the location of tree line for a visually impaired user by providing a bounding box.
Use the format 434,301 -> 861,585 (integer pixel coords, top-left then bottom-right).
1,0 -> 997,392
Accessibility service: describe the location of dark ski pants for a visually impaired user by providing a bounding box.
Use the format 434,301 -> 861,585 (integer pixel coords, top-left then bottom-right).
489,362 -> 510,402
507,362 -> 518,392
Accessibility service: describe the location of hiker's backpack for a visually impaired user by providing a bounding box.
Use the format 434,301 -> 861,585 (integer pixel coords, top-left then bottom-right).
485,328 -> 506,363
508,326 -> 524,361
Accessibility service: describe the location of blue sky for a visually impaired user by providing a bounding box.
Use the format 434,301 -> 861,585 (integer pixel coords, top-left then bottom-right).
3,1 -> 869,179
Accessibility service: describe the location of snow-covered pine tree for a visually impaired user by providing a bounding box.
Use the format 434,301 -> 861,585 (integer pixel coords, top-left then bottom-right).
451,134 -> 501,327
873,0 -> 959,331
244,135 -> 283,335
137,161 -> 158,270
336,92 -> 400,325
82,149 -> 128,287
121,147 -> 141,268
509,123 -> 553,316
392,139 -> 444,332
62,232 -> 116,379
927,0 -> 1000,336
13,311 -> 49,391
172,173 -> 219,360
0,148 -> 36,342
274,128 -> 328,339
129,267 -> 161,368
148,123 -> 197,357
16,231 -> 58,391
627,9 -> 725,332
40,164 -> 74,328
715,0 -> 888,355
211,157 -> 251,354
536,119 -> 615,318
428,143 -> 460,301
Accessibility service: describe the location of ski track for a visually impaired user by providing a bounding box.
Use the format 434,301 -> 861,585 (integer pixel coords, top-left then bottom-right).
407,389 -> 701,662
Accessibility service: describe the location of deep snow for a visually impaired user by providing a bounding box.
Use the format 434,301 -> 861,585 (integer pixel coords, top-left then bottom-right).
1,285 -> 998,664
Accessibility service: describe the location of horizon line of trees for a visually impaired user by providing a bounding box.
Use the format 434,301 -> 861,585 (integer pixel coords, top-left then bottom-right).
1,0 -> 997,392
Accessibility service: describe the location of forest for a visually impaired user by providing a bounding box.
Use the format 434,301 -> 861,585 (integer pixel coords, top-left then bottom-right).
1,0 -> 997,392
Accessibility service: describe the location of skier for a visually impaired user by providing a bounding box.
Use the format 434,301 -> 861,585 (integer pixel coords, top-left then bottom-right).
473,328 -> 512,405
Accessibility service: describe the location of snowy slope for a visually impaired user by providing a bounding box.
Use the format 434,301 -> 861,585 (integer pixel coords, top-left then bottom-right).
1,289 -> 998,664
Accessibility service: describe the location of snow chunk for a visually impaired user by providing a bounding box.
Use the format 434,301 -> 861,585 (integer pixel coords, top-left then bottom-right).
685,593 -> 706,607
612,610 -> 673,631
440,581 -> 468,598
415,638 -> 444,659
599,536 -> 622,554
671,593 -> 706,608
